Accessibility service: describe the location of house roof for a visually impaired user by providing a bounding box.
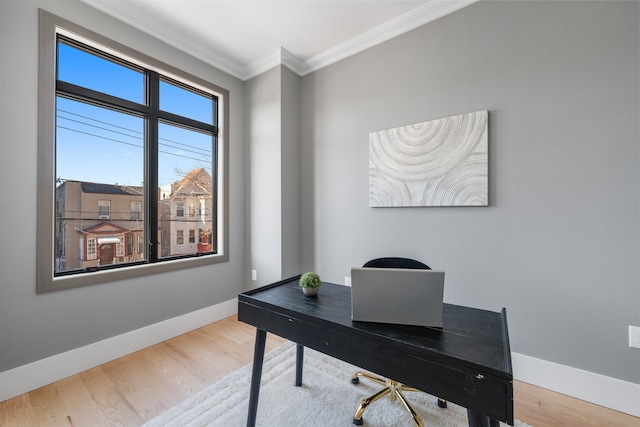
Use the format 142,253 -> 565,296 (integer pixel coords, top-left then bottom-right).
80,182 -> 143,196
173,168 -> 212,197
83,222 -> 131,235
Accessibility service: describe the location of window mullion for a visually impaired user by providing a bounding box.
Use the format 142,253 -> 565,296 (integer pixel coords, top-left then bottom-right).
158,110 -> 217,134
147,71 -> 160,262
57,81 -> 149,116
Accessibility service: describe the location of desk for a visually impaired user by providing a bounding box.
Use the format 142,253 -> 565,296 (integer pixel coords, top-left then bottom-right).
238,277 -> 513,427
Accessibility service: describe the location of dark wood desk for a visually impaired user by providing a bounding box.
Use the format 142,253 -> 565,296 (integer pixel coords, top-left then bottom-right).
238,277 -> 513,427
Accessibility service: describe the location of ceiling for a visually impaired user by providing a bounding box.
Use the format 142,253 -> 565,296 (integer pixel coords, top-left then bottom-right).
79,0 -> 477,81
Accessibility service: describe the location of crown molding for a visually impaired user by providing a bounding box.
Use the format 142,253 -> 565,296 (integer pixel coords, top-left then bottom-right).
242,49 -> 282,81
241,47 -> 304,81
298,0 -> 479,76
79,0 -> 478,81
280,47 -> 305,77
242,47 -> 304,81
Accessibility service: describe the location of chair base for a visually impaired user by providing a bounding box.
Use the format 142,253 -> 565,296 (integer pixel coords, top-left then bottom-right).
352,372 -> 431,427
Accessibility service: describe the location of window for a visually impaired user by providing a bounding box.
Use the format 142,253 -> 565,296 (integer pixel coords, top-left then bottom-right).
130,201 -> 142,221
37,10 -> 229,293
176,201 -> 184,217
199,229 -> 212,245
188,202 -> 195,217
98,200 -> 110,220
116,237 -> 125,257
87,238 -> 97,260
189,229 -> 196,244
176,230 -> 184,245
137,235 -> 144,254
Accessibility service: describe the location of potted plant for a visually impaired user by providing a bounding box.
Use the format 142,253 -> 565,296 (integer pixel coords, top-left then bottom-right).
299,272 -> 322,297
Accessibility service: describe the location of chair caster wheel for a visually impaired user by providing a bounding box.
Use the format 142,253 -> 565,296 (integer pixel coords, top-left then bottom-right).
438,398 -> 447,408
351,377 -> 360,385
353,417 -> 363,425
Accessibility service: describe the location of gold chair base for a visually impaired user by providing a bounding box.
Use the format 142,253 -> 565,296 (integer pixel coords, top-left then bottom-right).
352,372 -> 423,427
351,372 -> 447,427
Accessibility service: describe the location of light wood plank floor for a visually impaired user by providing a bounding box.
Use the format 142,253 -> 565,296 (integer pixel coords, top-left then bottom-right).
1,315 -> 638,427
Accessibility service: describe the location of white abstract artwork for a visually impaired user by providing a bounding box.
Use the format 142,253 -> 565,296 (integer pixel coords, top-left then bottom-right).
369,110 -> 488,207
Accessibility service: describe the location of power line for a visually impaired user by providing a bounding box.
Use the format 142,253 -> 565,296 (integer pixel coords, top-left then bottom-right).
58,115 -> 141,141
57,125 -> 212,163
58,108 -> 142,135
57,108 -> 213,155
57,125 -> 141,149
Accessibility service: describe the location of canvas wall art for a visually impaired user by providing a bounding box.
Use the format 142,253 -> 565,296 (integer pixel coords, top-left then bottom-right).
369,110 -> 488,207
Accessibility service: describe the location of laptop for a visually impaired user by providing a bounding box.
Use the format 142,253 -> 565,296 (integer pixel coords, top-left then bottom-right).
350,267 -> 445,327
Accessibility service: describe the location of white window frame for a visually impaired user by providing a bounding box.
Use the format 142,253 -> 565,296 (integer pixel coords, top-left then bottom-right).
36,10 -> 229,293
87,238 -> 97,260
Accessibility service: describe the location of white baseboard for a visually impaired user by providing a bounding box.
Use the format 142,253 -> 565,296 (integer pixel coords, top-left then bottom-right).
512,352 -> 640,418
2,303 -> 639,419
0,298 -> 238,403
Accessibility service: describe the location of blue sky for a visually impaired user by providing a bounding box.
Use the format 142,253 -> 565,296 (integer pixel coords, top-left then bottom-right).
56,41 -> 213,187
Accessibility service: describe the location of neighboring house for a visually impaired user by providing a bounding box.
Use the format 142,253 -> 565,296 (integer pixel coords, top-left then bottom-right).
159,168 -> 214,257
56,169 -> 213,272
55,180 -> 145,271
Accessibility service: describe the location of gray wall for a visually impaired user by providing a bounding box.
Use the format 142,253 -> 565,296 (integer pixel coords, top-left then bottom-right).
1,0 -> 638,390
247,65 -> 302,287
280,66 -> 302,278
300,0 -> 640,383
247,66 -> 283,287
0,0 -> 247,372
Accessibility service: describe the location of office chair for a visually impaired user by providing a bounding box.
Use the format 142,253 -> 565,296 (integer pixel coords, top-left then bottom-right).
351,257 -> 447,427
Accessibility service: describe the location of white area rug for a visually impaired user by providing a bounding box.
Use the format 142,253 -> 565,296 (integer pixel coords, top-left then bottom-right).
144,342 -> 531,427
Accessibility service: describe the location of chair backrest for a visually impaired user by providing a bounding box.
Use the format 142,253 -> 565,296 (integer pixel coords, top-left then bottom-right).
363,257 -> 430,270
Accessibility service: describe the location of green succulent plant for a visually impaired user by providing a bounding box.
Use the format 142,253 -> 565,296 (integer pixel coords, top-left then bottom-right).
298,272 -> 322,289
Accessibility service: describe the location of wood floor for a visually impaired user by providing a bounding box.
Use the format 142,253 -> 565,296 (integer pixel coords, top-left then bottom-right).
1,315 -> 638,427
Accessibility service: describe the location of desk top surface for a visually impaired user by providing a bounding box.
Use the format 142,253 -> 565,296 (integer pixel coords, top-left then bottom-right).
239,277 -> 512,379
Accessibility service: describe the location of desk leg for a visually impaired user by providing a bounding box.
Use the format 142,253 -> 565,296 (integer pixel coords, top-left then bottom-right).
246,329 -> 267,427
295,344 -> 304,386
467,409 -> 500,427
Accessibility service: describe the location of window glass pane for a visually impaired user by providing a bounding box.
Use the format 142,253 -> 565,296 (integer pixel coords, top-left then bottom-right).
160,80 -> 213,124
57,41 -> 144,104
158,123 -> 214,258
55,97 -> 145,273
